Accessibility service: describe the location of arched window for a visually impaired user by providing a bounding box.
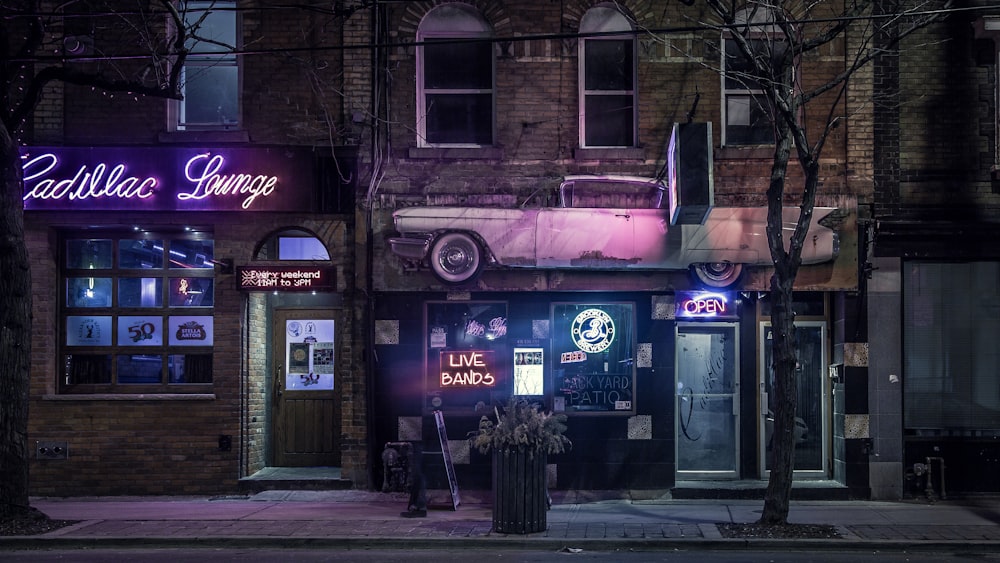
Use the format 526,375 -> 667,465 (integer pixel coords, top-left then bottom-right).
254,228 -> 330,261
579,4 -> 637,148
416,4 -> 494,147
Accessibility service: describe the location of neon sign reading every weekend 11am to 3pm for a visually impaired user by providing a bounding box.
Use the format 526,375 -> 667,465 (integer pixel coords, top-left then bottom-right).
19,147 -> 306,212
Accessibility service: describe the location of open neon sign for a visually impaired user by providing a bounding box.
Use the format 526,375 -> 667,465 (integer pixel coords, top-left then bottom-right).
20,147 -> 314,212
676,291 -> 735,318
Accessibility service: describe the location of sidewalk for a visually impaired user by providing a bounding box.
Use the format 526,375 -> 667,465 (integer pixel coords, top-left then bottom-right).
3,489 -> 1000,553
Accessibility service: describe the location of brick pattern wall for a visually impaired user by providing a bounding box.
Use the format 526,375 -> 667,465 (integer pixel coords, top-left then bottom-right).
26,211 -> 361,496
358,1 -> 860,292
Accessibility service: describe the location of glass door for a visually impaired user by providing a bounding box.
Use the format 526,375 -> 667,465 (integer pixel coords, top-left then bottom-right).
675,322 -> 740,479
759,321 -> 828,478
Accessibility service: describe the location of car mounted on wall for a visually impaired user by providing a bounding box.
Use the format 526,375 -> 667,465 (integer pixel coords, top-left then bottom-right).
387,175 -> 841,288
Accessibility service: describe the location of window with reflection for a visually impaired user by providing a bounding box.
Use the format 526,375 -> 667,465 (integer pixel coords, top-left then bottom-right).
579,4 -> 637,148
254,228 -> 330,261
61,231 -> 215,393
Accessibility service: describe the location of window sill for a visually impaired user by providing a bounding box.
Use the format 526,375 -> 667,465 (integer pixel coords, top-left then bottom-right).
158,130 -> 250,144
573,147 -> 644,161
408,147 -> 503,160
44,393 -> 217,401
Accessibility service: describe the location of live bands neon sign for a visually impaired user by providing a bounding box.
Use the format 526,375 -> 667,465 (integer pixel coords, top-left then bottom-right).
440,350 -> 496,387
676,291 -> 737,319
20,146 -> 314,212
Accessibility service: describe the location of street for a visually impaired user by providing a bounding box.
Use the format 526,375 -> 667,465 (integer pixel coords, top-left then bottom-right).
3,547 -> 1000,562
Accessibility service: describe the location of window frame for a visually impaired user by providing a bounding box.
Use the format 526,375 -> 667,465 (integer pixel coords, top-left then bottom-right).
416,4 -> 495,148
720,8 -> 792,147
59,230 -> 216,394
169,0 -> 241,132
903,261 -> 1000,432
578,6 -> 638,149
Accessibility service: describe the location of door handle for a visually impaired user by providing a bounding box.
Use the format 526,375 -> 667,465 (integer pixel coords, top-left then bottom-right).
274,364 -> 283,402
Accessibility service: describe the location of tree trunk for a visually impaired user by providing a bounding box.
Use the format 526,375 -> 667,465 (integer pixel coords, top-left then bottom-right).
0,124 -> 33,518
759,116 -> 799,525
761,276 -> 798,524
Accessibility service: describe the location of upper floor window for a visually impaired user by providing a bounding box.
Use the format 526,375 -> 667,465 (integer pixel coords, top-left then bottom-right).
722,8 -> 787,146
417,4 -> 494,147
61,232 -> 216,393
975,16 -> 1000,174
579,5 -> 637,148
175,1 -> 239,130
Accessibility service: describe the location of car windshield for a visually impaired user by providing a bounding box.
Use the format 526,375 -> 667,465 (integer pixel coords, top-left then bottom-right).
560,179 -> 666,210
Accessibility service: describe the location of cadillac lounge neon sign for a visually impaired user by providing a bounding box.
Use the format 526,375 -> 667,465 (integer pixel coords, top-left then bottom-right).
21,146 -> 314,212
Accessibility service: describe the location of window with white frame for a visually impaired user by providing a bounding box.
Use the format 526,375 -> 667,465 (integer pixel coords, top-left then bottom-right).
61,232 -> 216,393
721,9 -> 787,146
579,5 -> 637,148
176,1 -> 239,130
417,4 -> 494,146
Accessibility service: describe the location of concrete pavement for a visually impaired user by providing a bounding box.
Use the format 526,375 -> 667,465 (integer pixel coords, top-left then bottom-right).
3,489 -> 1000,553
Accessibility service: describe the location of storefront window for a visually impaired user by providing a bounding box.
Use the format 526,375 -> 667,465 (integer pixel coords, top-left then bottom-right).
551,302 -> 636,414
61,232 -> 215,392
425,301 -> 507,412
904,261 -> 1000,431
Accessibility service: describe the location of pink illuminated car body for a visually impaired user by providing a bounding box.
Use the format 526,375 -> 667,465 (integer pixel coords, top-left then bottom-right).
388,175 -> 840,288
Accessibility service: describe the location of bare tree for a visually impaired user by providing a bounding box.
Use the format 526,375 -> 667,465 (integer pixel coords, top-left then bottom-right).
0,0 -> 202,521
693,0 -> 949,524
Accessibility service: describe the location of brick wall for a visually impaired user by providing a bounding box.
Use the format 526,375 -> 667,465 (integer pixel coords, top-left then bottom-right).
26,211 -> 363,496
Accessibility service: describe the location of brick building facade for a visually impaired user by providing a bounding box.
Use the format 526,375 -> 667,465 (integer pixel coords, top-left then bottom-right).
22,0 -> 988,500
867,1 -> 1000,497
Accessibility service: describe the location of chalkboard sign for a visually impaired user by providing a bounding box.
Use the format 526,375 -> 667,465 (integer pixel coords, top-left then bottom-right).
551,303 -> 636,414
434,410 -> 461,510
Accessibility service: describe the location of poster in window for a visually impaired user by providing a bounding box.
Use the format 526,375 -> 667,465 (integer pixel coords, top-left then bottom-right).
312,342 -> 334,373
551,303 -> 635,414
513,347 -> 544,396
168,316 -> 214,346
118,316 -> 164,346
285,319 -> 335,390
66,316 -> 112,346
288,343 -> 311,373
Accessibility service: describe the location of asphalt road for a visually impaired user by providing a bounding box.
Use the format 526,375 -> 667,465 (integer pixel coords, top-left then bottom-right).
3,547 -> 1000,562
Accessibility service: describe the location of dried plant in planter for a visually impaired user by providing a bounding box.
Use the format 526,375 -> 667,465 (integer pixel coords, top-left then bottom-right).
471,397 -> 571,456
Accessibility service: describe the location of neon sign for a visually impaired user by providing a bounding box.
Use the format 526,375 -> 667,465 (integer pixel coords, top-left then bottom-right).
571,308 -> 615,353
21,146 -> 315,212
181,153 -> 279,210
238,266 -> 335,292
676,291 -> 736,319
440,350 -> 495,387
22,153 -> 157,201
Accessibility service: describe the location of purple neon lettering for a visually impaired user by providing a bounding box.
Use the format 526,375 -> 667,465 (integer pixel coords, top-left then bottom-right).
180,153 -> 278,210
22,153 -> 157,201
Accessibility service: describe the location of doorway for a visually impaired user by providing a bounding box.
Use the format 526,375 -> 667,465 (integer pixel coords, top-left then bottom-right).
675,322 -> 740,479
272,309 -> 341,467
758,321 -> 828,478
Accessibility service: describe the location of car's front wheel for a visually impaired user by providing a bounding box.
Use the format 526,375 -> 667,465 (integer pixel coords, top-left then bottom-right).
429,232 -> 484,285
691,262 -> 744,288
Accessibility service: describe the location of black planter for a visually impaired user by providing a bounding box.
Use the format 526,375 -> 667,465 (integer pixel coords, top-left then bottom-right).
492,448 -> 548,534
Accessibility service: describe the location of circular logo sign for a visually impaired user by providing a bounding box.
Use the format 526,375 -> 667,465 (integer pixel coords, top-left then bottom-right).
571,308 -> 615,353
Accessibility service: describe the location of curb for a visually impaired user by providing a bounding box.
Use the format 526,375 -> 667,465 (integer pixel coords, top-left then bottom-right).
4,535 -> 1000,553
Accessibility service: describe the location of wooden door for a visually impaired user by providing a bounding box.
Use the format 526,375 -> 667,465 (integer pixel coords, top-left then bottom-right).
273,309 -> 341,467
